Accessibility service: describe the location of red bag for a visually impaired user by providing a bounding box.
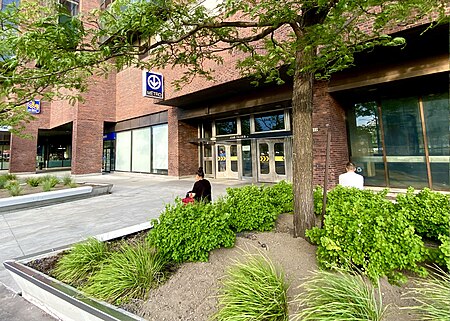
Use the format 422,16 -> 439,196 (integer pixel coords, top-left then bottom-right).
182,197 -> 195,205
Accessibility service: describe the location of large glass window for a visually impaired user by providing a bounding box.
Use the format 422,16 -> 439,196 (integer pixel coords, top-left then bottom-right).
241,116 -> 250,135
382,97 -> 428,189
423,92 -> 450,190
132,127 -> 151,173
115,131 -> 132,171
254,111 -> 285,132
348,102 -> 386,186
215,119 -> 237,136
152,124 -> 168,174
242,140 -> 252,177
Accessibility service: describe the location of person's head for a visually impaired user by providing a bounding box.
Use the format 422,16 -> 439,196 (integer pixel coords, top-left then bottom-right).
345,162 -> 356,172
196,167 -> 205,180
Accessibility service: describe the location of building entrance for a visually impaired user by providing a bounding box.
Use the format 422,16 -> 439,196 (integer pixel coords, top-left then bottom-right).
215,143 -> 239,179
257,139 -> 287,183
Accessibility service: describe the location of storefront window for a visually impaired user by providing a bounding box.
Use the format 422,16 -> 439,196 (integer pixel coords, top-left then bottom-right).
115,131 -> 132,171
347,101 -> 386,186
216,119 -> 237,136
254,111 -> 285,132
152,124 -> 168,174
132,127 -> 151,173
423,92 -> 450,190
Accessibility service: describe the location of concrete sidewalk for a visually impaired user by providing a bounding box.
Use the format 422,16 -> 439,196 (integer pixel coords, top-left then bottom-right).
0,172 -> 251,321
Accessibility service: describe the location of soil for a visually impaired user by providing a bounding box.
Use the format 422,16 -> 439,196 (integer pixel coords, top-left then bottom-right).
0,183 -> 82,199
28,214 -> 419,321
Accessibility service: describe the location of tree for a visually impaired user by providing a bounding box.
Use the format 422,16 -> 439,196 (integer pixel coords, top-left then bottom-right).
0,0 -> 448,237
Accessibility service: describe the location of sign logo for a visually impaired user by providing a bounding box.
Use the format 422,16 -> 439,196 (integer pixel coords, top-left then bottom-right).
143,71 -> 164,99
26,100 -> 40,114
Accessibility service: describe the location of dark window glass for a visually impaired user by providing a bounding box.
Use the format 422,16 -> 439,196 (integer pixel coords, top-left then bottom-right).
241,116 -> 250,135
255,111 -> 285,132
274,143 -> 285,175
60,0 -> 79,16
347,101 -> 385,187
230,145 -> 238,172
242,140 -> 252,177
216,119 -> 237,136
259,143 -> 269,174
203,122 -> 212,138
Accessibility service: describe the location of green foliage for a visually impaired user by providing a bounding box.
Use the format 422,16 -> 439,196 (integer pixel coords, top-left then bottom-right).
41,175 -> 60,191
62,174 -> 75,186
3,173 -> 17,180
26,177 -> 41,187
306,186 -> 425,284
313,185 -> 324,215
396,187 -> 450,241
83,242 -> 167,304
224,185 -> 278,232
214,252 -> 288,321
438,234 -> 450,270
264,180 -> 294,214
53,238 -> 110,286
292,268 -> 386,321
406,266 -> 450,321
5,180 -> 22,196
147,200 -> 235,263
0,175 -> 9,189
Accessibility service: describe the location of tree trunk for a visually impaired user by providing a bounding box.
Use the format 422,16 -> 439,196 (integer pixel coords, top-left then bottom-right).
292,47 -> 315,238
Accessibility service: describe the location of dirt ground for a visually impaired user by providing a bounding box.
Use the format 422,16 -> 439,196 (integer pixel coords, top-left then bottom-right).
136,214 -> 418,321
0,183 -> 80,198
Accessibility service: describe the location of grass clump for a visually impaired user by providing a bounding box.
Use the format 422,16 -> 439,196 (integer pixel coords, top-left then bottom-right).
53,238 -> 109,286
62,174 -> 76,187
26,177 -> 41,187
5,180 -> 22,196
214,251 -> 289,321
0,173 -> 16,189
405,266 -> 450,321
83,242 -> 167,304
292,268 -> 386,321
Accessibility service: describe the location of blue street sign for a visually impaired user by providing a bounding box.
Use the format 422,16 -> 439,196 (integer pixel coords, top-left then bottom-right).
142,71 -> 164,99
26,100 -> 40,114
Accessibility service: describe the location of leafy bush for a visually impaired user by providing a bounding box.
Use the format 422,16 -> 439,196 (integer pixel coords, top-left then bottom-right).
396,187 -> 450,241
306,186 -> 425,283
3,173 -> 16,181
264,180 -> 293,214
405,266 -> 450,321
224,185 -> 278,232
5,180 -> 22,196
0,175 -> 7,189
41,175 -> 60,187
62,174 -> 75,186
26,177 -> 41,187
438,234 -> 450,270
292,268 -> 386,321
83,242 -> 167,304
147,200 -> 235,263
214,252 -> 288,321
0,174 -> 16,189
313,185 -> 324,215
42,179 -> 54,192
53,238 -> 110,286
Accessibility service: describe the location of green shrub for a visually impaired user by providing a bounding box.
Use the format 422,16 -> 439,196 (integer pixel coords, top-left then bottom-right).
147,200 -> 235,263
405,266 -> 450,321
62,174 -> 74,186
314,185 -> 324,215
306,186 -> 425,283
42,179 -> 54,192
26,177 -> 41,187
41,175 -> 60,187
83,242 -> 167,304
264,180 -> 294,214
0,175 -> 7,189
53,238 -> 110,286
224,185 -> 278,232
438,234 -> 450,270
3,173 -> 17,180
5,180 -> 22,196
396,187 -> 450,241
292,268 -> 386,321
214,252 -> 288,321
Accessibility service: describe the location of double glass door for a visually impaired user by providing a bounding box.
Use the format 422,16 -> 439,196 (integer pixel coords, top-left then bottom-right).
257,139 -> 287,182
216,144 -> 239,179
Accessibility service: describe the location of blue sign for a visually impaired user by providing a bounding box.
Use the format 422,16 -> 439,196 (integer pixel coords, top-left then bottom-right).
143,71 -> 164,99
103,132 -> 116,141
26,100 -> 40,114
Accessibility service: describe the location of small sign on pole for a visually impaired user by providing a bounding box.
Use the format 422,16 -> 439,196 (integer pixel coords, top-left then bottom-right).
26,100 -> 41,114
142,71 -> 164,99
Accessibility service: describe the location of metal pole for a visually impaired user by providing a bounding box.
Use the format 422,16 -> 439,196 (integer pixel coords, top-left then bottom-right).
321,125 -> 331,227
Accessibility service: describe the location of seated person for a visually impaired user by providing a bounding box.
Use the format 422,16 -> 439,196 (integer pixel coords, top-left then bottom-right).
338,162 -> 364,190
187,167 -> 212,203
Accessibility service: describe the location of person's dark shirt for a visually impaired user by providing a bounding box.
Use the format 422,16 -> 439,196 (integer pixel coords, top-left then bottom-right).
192,179 -> 212,202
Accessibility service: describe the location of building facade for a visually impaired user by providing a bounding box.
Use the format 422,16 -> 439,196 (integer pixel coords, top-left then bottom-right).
2,0 -> 449,191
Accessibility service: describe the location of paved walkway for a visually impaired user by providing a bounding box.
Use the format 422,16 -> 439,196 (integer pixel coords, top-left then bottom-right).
0,172 -> 251,321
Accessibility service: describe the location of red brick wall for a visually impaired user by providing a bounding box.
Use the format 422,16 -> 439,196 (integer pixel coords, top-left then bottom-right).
9,125 -> 39,173
312,81 -> 349,189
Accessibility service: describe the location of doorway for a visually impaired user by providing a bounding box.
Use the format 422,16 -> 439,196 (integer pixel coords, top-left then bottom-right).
215,143 -> 239,179
257,139 -> 287,182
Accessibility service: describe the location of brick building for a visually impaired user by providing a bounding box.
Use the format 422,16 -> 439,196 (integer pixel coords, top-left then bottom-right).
1,0 -> 449,191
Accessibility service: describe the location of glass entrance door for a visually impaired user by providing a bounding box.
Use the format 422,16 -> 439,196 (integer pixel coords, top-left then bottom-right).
216,144 -> 239,179
257,139 -> 286,182
102,147 -> 115,173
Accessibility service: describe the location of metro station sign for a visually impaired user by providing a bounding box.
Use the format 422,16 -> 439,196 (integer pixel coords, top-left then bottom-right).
142,71 -> 164,99
26,100 -> 40,114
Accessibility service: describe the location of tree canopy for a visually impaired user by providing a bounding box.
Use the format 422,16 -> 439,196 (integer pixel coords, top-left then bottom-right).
0,0 -> 448,235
